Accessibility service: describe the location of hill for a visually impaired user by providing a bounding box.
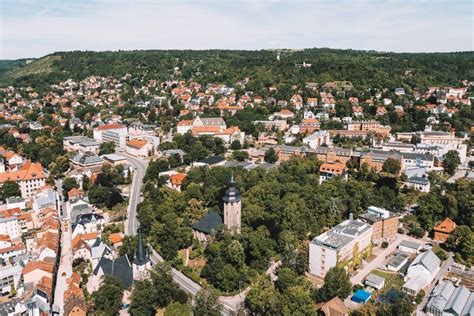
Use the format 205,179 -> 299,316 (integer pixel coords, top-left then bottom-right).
1,49 -> 473,91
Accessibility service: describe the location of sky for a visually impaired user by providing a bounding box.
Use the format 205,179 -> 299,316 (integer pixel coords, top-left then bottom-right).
0,0 -> 473,59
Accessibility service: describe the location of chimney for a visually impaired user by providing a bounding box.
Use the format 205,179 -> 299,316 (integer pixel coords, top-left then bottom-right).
349,213 -> 354,222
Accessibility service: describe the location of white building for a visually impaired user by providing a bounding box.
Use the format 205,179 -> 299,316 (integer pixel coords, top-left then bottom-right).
0,264 -> 22,294
63,136 -> 101,154
93,123 -> 128,148
309,216 -> 372,278
302,130 -> 331,149
426,280 -> 473,316
402,250 -> 441,295
0,217 -> 21,240
125,139 -> 154,157
0,161 -> 47,199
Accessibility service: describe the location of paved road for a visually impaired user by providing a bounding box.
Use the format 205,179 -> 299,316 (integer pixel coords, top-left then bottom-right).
118,153 -> 148,236
52,179 -> 73,314
417,254 -> 454,314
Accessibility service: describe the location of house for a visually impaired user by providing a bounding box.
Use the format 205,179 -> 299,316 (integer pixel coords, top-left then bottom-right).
309,215 -> 372,278
168,173 -> 186,191
193,156 -> 226,168
273,109 -> 295,119
0,161 -> 47,198
359,206 -> 399,245
319,162 -> 348,184
125,139 -> 153,157
402,250 -> 441,295
426,280 -> 473,316
303,130 -> 331,149
315,296 -> 349,316
70,153 -> 103,170
0,264 -> 22,294
404,175 -> 430,192
22,258 -> 55,284
108,233 -> 123,248
386,252 -> 409,272
365,273 -> 385,290
433,218 -> 456,242
398,240 -> 423,254
192,212 -> 223,243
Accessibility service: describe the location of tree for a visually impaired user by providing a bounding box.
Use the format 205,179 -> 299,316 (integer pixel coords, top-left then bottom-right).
193,290 -> 222,316
314,266 -> 352,302
232,150 -> 249,162
230,140 -> 241,150
382,158 -> 401,175
62,177 -> 79,200
0,181 -> 21,200
164,302 -> 192,316
277,285 -> 315,316
446,225 -> 473,264
264,148 -> 278,163
443,150 -> 461,176
129,279 -> 156,315
92,276 -> 123,316
99,141 -> 116,155
245,275 -> 277,315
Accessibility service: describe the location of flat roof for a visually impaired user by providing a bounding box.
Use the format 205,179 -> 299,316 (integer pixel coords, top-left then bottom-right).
103,154 -> 127,162
399,240 -> 422,250
388,252 -> 409,268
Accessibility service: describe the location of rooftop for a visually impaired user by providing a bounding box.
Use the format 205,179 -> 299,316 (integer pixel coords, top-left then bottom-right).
312,218 -> 371,250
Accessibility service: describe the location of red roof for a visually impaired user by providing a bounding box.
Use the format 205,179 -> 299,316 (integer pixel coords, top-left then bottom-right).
96,123 -> 126,131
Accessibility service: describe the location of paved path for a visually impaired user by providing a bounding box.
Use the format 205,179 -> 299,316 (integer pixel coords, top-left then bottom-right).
351,234 -> 426,285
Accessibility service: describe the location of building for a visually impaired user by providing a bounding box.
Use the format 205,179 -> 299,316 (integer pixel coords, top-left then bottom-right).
132,229 -> 151,280
314,147 -> 353,165
93,123 -> 128,148
309,215 -> 372,278
177,116 -> 226,134
365,273 -> 385,290
315,296 -> 349,316
426,280 -> 473,316
398,240 -> 423,254
359,150 -> 403,173
346,120 -> 392,137
433,218 -> 456,242
70,153 -> 103,170
404,176 -> 430,192
0,264 -> 22,294
303,130 -> 331,149
253,120 -> 289,131
319,162 -> 348,184
63,136 -> 101,154
0,161 -> 46,198
192,212 -> 223,243
402,250 -> 441,295
386,252 -> 409,272
125,139 -> 153,157
0,216 -> 21,241
359,206 -> 399,245
223,175 -> 241,235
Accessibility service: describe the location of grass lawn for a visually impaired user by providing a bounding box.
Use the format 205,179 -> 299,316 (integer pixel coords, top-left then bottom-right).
370,269 -> 404,293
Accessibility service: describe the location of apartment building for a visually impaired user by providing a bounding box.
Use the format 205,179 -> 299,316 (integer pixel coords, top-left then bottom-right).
359,206 -> 399,245
63,136 -> 101,154
309,216 -> 373,278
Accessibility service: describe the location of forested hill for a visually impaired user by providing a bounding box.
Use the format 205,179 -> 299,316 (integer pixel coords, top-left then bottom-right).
1,49 -> 473,91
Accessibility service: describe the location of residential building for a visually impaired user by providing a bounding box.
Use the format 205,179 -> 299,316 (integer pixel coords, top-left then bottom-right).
125,139 -> 153,157
0,216 -> 21,240
315,296 -> 349,316
359,150 -> 403,173
433,218 -> 456,242
303,130 -> 331,149
319,162 -> 348,184
309,215 -> 372,278
0,161 -> 47,198
0,264 -> 22,294
402,251 -> 441,295
359,206 -> 399,244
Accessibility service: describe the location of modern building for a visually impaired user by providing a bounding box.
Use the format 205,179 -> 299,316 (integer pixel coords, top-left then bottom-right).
402,250 -> 441,295
70,153 -> 103,170
433,218 -> 456,242
303,130 -> 331,149
63,136 -> 101,154
93,123 -> 128,148
359,206 -> 399,245
309,215 -> 372,278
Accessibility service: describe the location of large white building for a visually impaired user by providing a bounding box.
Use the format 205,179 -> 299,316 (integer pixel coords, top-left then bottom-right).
93,123 -> 128,148
0,161 -> 47,199
402,250 -> 441,295
0,216 -> 21,241
303,130 -> 331,149
309,216 -> 372,278
0,264 -> 22,294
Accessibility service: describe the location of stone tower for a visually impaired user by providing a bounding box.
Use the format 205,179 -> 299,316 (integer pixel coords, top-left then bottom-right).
222,174 -> 241,234
132,227 -> 151,280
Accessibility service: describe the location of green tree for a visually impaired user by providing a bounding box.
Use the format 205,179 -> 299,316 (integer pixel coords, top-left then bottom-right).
99,141 -> 116,155
446,225 -> 473,264
314,266 -> 352,302
0,181 -> 21,200
264,148 -> 278,163
245,275 -> 277,315
92,276 -> 123,316
443,150 -> 461,176
164,302 -> 192,316
193,290 -> 222,316
232,150 -> 249,162
277,285 -> 315,316
382,158 -> 401,175
230,140 -> 241,150
62,177 -> 79,200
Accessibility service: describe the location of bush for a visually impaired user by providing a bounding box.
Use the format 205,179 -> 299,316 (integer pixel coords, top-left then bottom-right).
381,241 -> 389,248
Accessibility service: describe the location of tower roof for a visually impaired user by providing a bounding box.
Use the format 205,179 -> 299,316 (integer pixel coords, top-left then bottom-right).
134,228 -> 148,265
222,174 -> 240,203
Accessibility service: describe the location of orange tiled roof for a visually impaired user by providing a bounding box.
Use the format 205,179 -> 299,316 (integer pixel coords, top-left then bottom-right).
320,162 -> 347,175
71,232 -> 99,249
0,207 -> 21,218
108,233 -> 123,244
0,234 -> 10,242
126,139 -> 148,149
434,218 -> 456,233
170,173 -> 186,186
22,259 -> 54,275
96,123 -> 125,131
0,243 -> 25,254
68,188 -> 84,199
177,119 -> 193,126
0,161 -> 46,183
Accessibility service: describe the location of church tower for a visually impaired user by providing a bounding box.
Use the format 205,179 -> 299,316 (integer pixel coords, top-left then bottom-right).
223,174 -> 241,234
132,227 -> 151,281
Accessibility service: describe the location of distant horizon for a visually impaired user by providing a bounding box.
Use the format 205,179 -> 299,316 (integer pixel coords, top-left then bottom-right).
1,0 -> 473,59
2,46 -> 474,61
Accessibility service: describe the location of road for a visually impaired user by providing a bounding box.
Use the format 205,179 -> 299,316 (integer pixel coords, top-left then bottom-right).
351,234 -> 426,285
417,254 -> 454,315
119,153 -> 148,236
52,179 -> 73,314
